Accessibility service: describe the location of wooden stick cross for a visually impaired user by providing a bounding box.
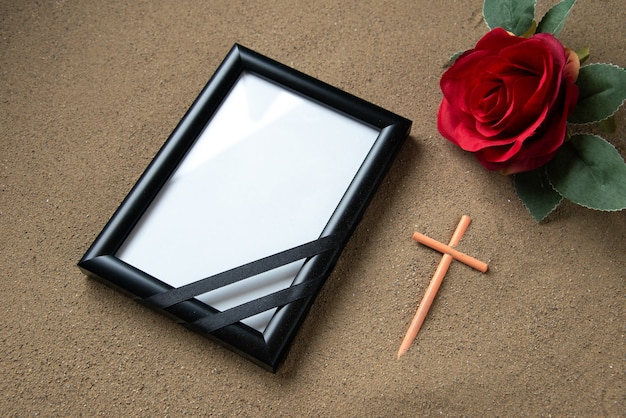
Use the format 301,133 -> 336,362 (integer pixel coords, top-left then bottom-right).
397,215 -> 488,359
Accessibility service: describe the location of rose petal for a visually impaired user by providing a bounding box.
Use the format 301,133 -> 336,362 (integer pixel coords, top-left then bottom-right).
474,28 -> 523,51
478,80 -> 578,174
438,98 -> 519,152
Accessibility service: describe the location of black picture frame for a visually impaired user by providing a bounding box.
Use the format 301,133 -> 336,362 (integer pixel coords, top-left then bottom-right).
78,44 -> 411,371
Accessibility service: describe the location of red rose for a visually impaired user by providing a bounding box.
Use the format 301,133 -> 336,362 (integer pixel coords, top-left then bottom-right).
438,28 -> 580,174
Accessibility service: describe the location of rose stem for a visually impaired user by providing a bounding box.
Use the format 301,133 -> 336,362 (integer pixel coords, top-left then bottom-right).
412,231 -> 488,273
397,215 -> 472,359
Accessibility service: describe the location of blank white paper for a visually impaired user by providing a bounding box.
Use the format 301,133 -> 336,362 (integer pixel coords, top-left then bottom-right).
116,72 -> 380,332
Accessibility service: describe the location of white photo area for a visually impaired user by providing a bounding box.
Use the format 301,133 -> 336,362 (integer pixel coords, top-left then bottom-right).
116,71 -> 380,332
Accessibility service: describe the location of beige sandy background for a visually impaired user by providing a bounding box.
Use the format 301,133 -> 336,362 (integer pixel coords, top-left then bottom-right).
1,0 -> 624,415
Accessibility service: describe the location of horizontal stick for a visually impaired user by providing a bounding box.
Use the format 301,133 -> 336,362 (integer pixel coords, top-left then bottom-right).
412,231 -> 488,273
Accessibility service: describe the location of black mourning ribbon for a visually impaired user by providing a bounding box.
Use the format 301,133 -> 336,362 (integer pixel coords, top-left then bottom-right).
144,231 -> 345,333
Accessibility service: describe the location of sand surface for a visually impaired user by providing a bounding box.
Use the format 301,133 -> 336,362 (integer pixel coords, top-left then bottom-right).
1,0 -> 624,415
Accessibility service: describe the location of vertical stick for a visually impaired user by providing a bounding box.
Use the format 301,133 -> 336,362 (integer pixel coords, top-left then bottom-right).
397,215 -> 471,359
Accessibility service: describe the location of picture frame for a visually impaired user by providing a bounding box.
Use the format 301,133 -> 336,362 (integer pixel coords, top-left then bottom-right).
78,44 -> 411,371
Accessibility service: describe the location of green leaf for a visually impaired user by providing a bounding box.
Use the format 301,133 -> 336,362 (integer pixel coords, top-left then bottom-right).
536,0 -> 577,36
547,134 -> 626,211
514,167 -> 563,221
449,51 -> 465,65
569,64 -> 626,124
483,0 -> 536,36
